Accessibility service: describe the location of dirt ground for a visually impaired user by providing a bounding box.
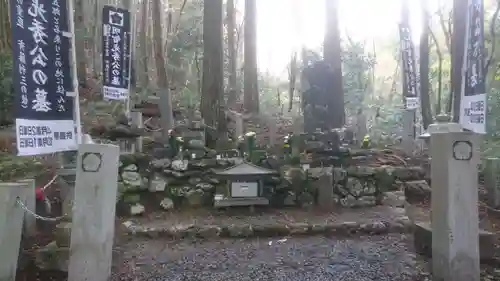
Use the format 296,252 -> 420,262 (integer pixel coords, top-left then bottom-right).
14,199 -> 500,281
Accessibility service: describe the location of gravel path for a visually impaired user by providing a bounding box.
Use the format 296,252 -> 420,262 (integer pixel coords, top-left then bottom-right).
112,234 -> 425,281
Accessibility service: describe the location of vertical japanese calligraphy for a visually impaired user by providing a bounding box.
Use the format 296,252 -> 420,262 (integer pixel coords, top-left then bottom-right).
398,23 -> 419,110
9,0 -> 76,156
102,5 -> 131,100
460,0 -> 486,134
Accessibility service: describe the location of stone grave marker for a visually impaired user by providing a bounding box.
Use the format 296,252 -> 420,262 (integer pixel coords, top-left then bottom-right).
117,138 -> 136,154
0,181 -> 33,281
401,109 -> 416,155
182,126 -> 205,144
217,149 -> 243,165
189,150 -> 205,160
316,167 -> 334,210
130,111 -> 143,152
214,162 -> 276,208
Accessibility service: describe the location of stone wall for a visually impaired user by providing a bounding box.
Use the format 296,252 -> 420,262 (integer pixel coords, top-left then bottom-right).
116,153 -> 427,215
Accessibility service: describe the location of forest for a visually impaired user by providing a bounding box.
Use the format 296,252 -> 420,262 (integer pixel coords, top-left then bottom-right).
1,1 -> 499,279
0,0 -> 499,155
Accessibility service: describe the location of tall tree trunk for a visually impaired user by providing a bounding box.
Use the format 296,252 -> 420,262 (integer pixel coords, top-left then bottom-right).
323,0 -> 345,128
0,0 -> 12,53
226,0 -> 238,106
123,0 -> 135,88
152,0 -> 174,137
430,27 -> 444,115
201,0 -> 226,140
74,0 -> 87,85
92,0 -> 101,78
419,3 -> 433,129
89,0 -> 97,77
139,0 -> 149,88
451,0 -> 468,121
243,0 -> 259,113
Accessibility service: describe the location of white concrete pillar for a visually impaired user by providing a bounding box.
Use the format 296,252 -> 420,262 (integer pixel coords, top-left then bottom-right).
419,114 -> 463,149
0,181 -> 32,281
17,179 -> 36,237
68,143 -> 120,281
430,131 -> 480,281
484,157 -> 500,208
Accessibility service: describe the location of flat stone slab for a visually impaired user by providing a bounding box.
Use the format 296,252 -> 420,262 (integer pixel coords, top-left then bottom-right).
121,206 -> 412,240
414,222 -> 497,261
214,197 -> 269,208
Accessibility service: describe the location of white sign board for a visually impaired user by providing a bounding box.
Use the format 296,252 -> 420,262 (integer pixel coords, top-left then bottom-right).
405,97 -> 419,110
231,182 -> 258,197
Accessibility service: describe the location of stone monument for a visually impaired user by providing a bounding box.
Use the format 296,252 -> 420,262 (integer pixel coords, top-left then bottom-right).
214,162 -> 276,208
413,130 -> 495,281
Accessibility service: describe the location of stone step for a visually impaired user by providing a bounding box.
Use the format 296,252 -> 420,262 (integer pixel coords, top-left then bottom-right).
413,222 -> 497,261
121,206 -> 412,240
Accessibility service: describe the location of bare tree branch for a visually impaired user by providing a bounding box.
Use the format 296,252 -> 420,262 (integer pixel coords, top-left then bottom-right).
174,0 -> 188,33
235,16 -> 245,57
389,57 -> 401,97
163,0 -> 189,51
437,8 -> 452,53
288,51 -> 297,112
194,50 -> 201,95
429,24 -> 444,114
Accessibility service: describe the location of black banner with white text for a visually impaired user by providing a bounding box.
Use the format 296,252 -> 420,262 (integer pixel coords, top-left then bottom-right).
10,0 -> 76,156
460,0 -> 486,134
102,5 -> 131,100
399,23 -> 419,109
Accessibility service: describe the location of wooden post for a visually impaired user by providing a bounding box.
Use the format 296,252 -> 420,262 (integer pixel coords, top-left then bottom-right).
130,111 -> 143,153
66,0 -> 82,145
67,144 -> 120,281
0,182 -> 32,281
430,131 -> 480,281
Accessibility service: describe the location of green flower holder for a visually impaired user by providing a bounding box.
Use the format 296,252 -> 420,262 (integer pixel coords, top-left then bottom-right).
245,135 -> 255,161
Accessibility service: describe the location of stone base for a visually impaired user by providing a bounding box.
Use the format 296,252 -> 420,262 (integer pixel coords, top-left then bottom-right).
414,222 -> 496,261
214,197 -> 269,208
55,221 -> 72,247
34,241 -> 69,272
